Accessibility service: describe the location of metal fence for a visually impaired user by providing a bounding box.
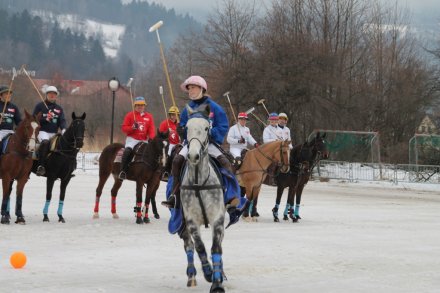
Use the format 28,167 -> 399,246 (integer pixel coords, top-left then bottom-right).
76,153 -> 440,185
315,160 -> 440,184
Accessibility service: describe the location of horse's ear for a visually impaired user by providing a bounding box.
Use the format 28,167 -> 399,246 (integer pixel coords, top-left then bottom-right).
80,112 -> 86,120
322,132 -> 326,138
157,127 -> 168,139
316,131 -> 321,139
72,112 -> 76,120
204,103 -> 211,117
24,109 -> 31,119
35,112 -> 42,122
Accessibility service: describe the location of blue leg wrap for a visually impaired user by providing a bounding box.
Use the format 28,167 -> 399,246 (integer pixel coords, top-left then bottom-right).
57,201 -> 64,215
186,250 -> 196,276
248,200 -> 254,214
294,204 -> 300,216
200,252 -> 212,278
211,253 -> 223,282
283,204 -> 291,216
43,200 -> 50,214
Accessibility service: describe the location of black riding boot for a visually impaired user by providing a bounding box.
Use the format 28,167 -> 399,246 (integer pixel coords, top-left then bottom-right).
36,140 -> 50,176
161,154 -> 185,208
118,147 -> 133,180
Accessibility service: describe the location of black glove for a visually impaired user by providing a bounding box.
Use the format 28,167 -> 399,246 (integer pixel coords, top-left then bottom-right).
238,136 -> 245,144
177,125 -> 185,137
254,143 -> 259,148
132,122 -> 139,130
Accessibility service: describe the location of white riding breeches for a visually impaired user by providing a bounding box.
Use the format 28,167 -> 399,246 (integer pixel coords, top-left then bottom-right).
0,129 -> 14,141
38,131 -> 56,142
125,136 -> 147,149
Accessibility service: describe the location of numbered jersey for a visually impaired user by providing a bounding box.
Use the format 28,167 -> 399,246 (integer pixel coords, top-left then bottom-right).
121,111 -> 156,141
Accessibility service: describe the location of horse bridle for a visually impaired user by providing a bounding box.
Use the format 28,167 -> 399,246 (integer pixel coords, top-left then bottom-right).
61,119 -> 84,150
256,141 -> 289,170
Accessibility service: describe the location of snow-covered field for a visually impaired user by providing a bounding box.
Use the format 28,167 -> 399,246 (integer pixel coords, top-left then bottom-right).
1,172 -> 439,293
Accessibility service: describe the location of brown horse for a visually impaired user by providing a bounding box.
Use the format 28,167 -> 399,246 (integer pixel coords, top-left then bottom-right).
93,132 -> 168,224
236,140 -> 290,220
0,110 -> 41,224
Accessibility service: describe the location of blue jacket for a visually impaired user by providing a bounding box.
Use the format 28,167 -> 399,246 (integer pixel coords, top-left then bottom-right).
179,96 -> 229,145
0,101 -> 21,131
33,101 -> 67,133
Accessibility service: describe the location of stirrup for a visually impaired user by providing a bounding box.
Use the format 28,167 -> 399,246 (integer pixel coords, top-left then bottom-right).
118,171 -> 127,180
161,194 -> 176,208
36,165 -> 46,176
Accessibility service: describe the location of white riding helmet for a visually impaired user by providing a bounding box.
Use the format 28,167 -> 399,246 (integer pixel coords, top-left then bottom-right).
45,86 -> 59,96
278,113 -> 288,120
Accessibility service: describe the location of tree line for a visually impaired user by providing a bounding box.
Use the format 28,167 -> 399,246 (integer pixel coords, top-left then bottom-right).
147,0 -> 439,163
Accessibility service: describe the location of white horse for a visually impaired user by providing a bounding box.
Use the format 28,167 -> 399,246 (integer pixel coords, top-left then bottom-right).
180,104 -> 226,293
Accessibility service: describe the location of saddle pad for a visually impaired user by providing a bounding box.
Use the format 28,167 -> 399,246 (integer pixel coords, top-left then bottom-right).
50,136 -> 60,152
114,148 -> 124,163
1,135 -> 11,154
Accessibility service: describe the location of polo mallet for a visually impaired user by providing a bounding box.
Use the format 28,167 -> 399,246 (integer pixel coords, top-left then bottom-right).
159,86 -> 170,129
149,21 -> 177,114
23,66 -> 49,110
0,65 -> 21,124
223,91 -> 237,123
257,98 -> 270,116
126,77 -> 138,124
246,107 -> 267,127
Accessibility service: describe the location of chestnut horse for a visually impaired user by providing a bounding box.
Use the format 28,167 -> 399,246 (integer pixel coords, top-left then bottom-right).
272,132 -> 329,222
0,110 -> 40,224
93,132 -> 168,224
236,140 -> 290,220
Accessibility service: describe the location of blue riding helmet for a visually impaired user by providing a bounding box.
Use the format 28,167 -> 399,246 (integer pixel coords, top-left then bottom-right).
268,112 -> 279,120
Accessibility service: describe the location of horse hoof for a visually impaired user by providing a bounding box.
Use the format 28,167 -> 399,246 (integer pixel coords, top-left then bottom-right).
143,217 -> 150,224
273,217 -> 279,222
58,216 -> 66,223
296,215 -> 302,220
243,216 -> 251,222
154,213 -> 160,219
187,277 -> 197,287
135,217 -> 143,224
15,217 -> 26,224
251,216 -> 258,222
112,213 -> 119,219
283,215 -> 288,221
210,281 -> 225,293
1,216 -> 10,224
93,212 -> 99,219
43,214 -> 50,222
291,217 -> 298,223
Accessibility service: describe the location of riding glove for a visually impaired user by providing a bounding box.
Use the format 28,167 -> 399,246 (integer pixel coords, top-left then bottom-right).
238,137 -> 246,144
132,122 -> 139,130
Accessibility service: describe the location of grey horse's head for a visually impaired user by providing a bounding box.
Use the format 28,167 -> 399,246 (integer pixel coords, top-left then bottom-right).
186,103 -> 211,165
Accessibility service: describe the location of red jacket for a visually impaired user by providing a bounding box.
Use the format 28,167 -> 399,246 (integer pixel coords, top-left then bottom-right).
159,118 -> 180,144
121,111 -> 155,141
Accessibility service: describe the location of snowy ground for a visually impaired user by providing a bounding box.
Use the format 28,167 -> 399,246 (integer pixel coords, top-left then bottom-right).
1,172 -> 439,293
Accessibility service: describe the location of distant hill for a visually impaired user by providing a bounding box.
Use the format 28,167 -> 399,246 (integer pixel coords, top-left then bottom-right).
0,0 -> 203,73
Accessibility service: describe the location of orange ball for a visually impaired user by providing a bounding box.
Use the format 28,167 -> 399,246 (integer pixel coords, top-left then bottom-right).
10,252 -> 27,269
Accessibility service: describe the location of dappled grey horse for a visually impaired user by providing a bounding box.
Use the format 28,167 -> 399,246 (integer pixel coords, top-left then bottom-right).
179,105 -> 226,293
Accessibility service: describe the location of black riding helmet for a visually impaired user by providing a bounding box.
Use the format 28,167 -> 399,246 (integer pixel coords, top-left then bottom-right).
0,85 -> 12,96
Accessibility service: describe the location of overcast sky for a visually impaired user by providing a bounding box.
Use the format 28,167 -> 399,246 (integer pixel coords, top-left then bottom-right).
124,0 -> 439,23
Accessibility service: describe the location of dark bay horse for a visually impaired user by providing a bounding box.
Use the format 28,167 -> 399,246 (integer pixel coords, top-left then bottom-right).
94,132 -> 168,224
236,140 -> 290,221
31,112 -> 86,223
0,110 -> 40,224
272,132 -> 329,222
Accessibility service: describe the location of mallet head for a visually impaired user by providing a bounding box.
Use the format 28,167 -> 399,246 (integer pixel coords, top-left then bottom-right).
245,107 -> 255,115
127,77 -> 133,88
149,20 -> 164,32
223,91 -> 230,97
257,98 -> 265,105
159,86 -> 163,95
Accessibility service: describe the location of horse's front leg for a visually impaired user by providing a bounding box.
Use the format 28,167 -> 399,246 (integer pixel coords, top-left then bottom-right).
142,182 -> 153,224
285,178 -> 297,221
110,178 -> 123,219
150,180 -> 160,219
43,177 -> 56,222
57,176 -> 72,223
210,215 -> 225,293
1,178 -> 13,224
292,182 -> 306,222
134,181 -> 143,224
187,219 -> 212,283
181,226 -> 197,287
272,184 -> 285,222
14,176 -> 28,224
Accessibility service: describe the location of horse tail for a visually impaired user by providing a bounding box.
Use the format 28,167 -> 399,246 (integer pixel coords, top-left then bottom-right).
99,143 -> 124,177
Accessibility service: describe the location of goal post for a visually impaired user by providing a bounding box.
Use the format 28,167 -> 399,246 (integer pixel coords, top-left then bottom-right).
409,134 -> 440,165
308,129 -> 381,163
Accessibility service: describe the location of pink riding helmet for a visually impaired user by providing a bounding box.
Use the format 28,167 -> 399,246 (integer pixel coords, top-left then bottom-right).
180,75 -> 208,92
